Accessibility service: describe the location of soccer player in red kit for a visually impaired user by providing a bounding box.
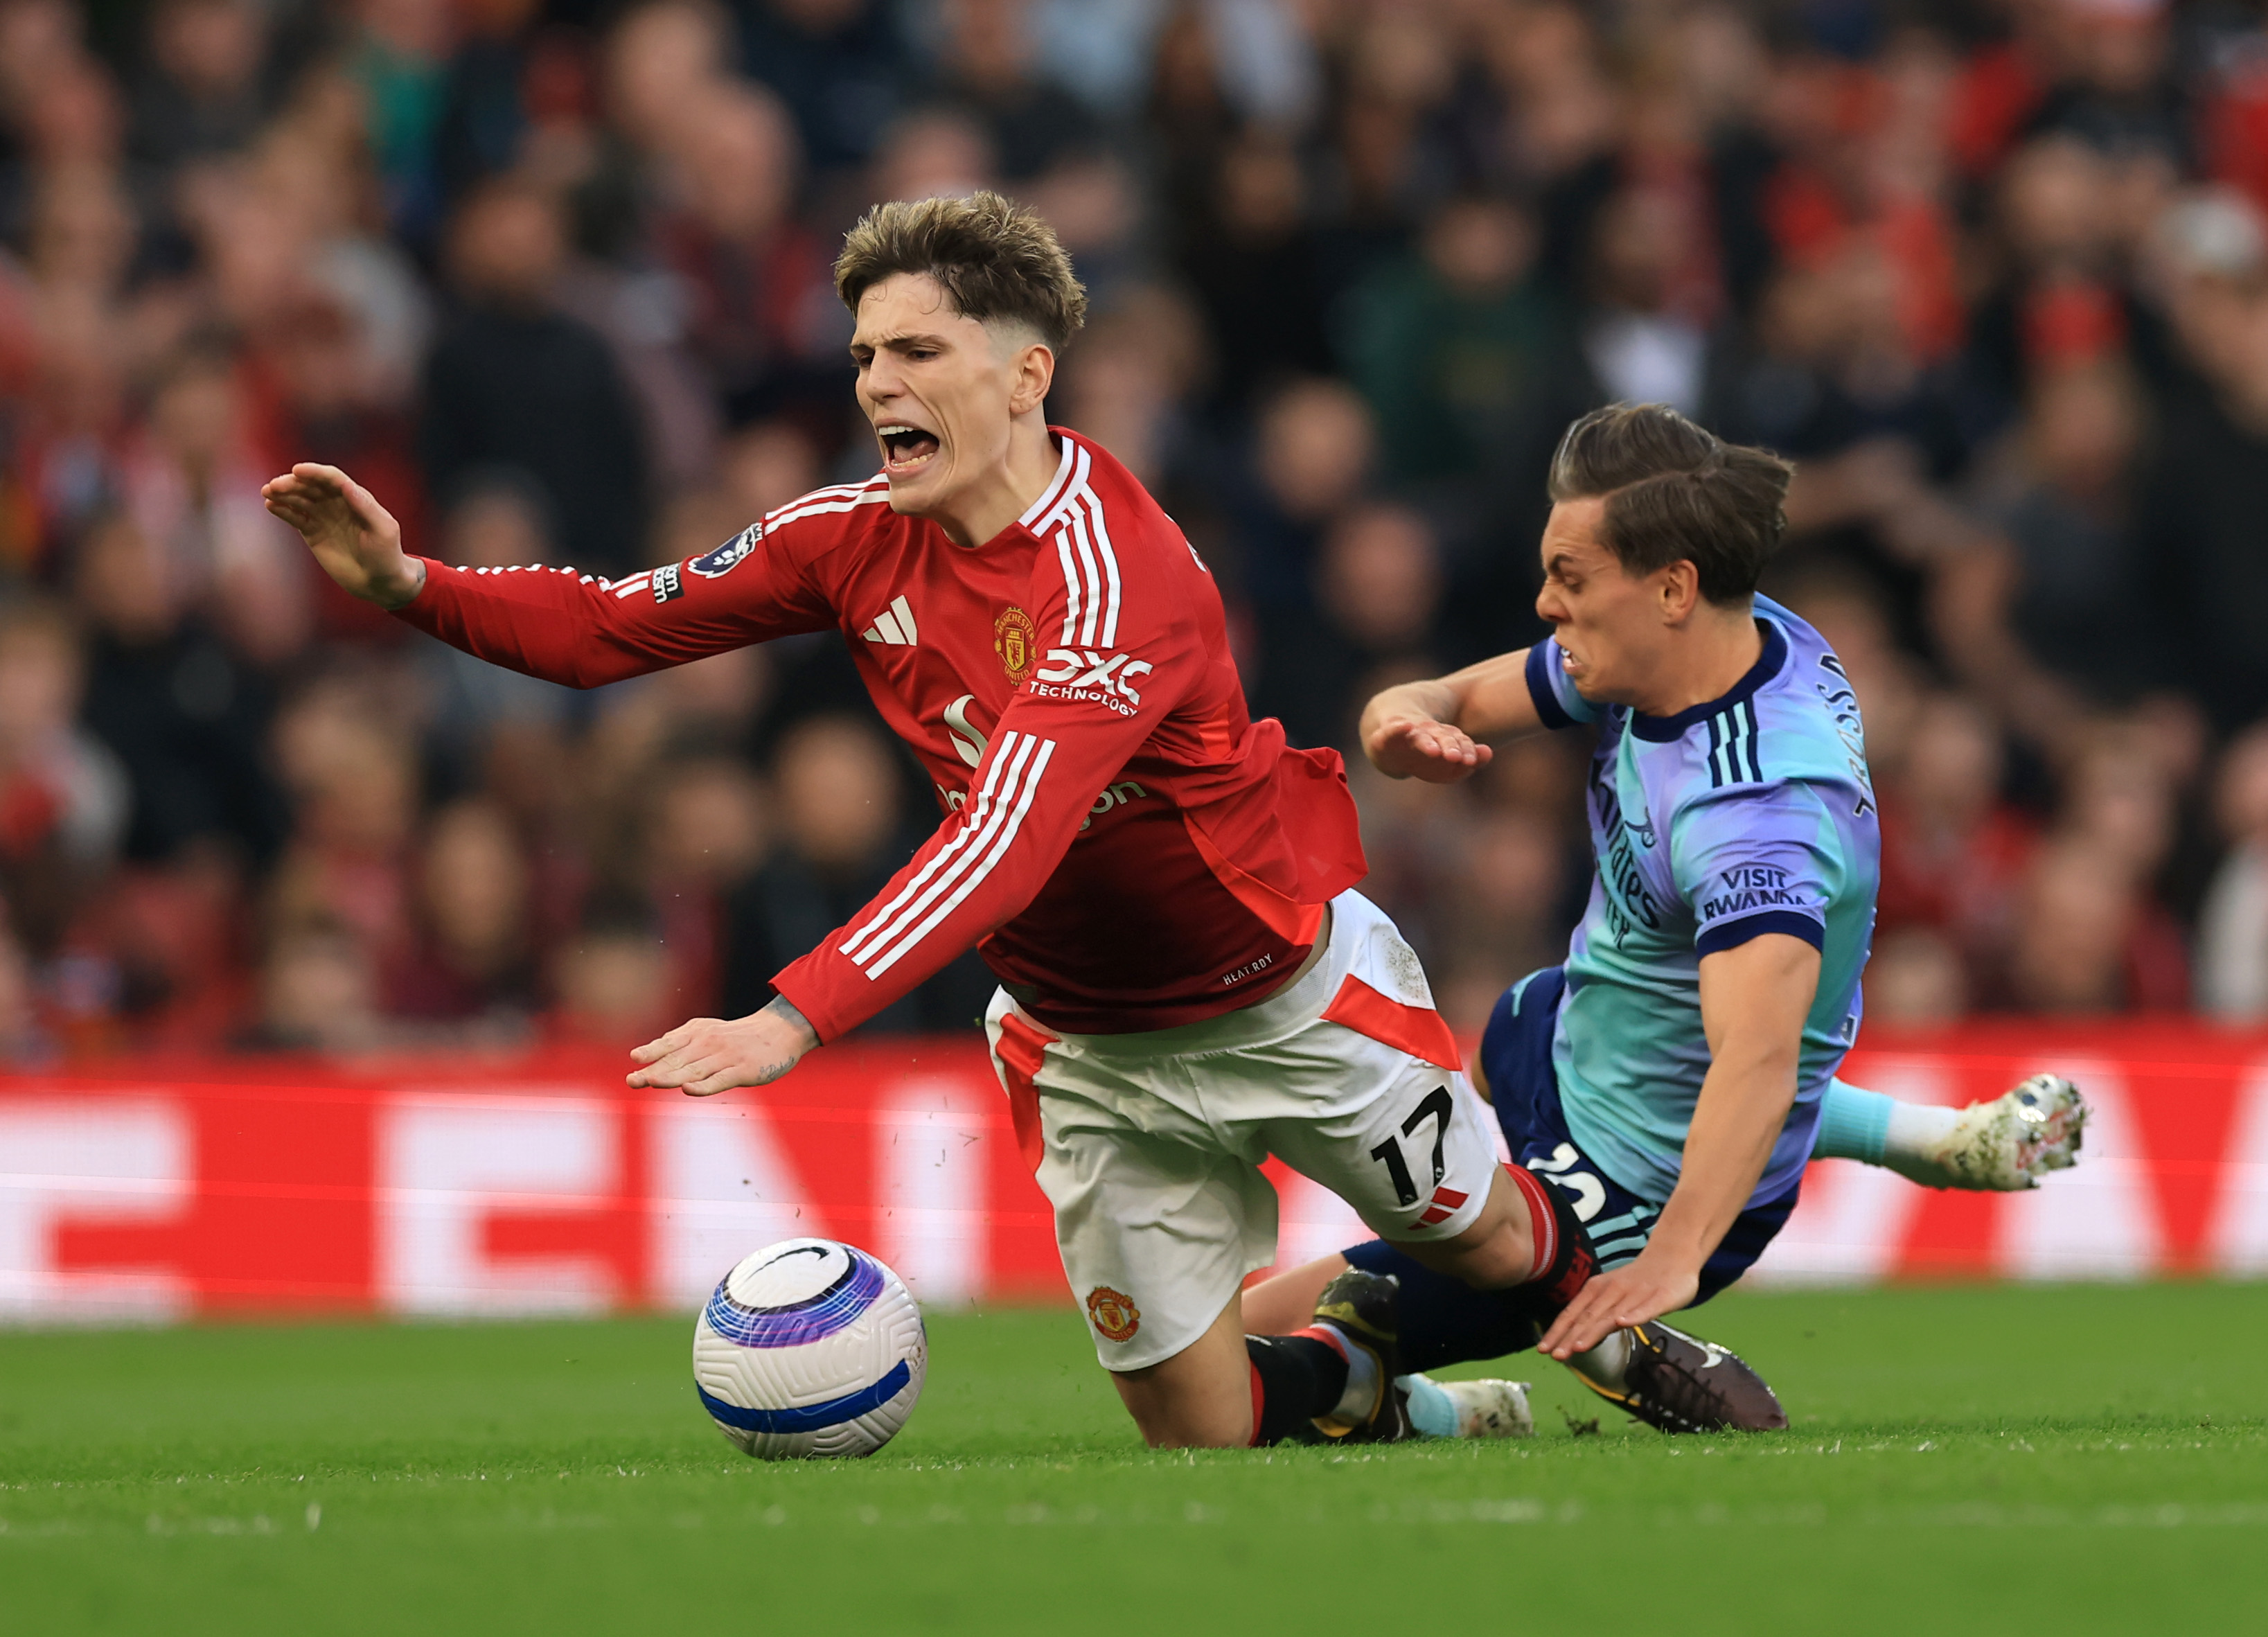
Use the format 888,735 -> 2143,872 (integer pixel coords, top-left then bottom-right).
264,193 -> 1582,1448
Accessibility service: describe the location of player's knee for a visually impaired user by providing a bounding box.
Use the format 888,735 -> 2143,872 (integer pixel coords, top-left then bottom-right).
1389,1171 -> 1535,1289
1114,1375 -> 1251,1449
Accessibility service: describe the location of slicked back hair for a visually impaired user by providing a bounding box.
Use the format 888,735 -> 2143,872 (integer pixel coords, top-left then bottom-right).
1546,404 -> 1795,605
835,192 -> 1088,353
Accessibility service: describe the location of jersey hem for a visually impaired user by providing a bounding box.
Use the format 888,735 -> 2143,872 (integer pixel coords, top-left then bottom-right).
1694,909 -> 1825,959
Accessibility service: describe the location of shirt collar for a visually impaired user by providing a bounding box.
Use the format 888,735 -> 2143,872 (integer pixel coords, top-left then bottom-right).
1627,617 -> 1788,743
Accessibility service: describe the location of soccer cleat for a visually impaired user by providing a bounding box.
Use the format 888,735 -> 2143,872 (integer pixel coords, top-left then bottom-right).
1920,1073 -> 2088,1191
1309,1268 -> 1414,1441
1569,1320 -> 1787,1435
1401,1373 -> 1535,1439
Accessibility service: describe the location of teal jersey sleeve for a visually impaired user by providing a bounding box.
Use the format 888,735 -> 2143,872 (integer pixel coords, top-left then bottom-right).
1670,780 -> 1841,959
1524,640 -> 1601,729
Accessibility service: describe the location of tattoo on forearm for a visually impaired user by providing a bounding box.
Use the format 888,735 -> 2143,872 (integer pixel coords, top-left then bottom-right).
763,995 -> 816,1044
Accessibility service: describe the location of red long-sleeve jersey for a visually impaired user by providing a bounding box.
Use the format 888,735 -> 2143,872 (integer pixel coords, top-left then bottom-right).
393,430 -> 1367,1041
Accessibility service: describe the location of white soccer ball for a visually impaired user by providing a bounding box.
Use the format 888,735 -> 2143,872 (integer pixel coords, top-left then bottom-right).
692,1238 -> 928,1460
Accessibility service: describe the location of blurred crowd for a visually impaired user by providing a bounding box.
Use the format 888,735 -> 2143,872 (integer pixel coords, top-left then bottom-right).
6,0 -> 2268,1061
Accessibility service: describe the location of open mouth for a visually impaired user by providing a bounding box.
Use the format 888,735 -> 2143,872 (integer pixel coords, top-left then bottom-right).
877,422 -> 941,475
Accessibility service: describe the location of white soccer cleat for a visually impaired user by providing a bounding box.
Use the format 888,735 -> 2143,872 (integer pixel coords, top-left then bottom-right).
1920,1073 -> 2088,1191
1399,1373 -> 1534,1439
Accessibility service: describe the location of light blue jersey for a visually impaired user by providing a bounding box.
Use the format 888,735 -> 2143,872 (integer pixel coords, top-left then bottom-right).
1522,595 -> 1880,1207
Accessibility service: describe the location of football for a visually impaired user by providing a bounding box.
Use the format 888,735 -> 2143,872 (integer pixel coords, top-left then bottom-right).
692,1237 -> 928,1460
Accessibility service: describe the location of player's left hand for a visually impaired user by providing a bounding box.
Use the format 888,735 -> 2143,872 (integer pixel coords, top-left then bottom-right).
1537,1250 -> 1701,1360
1366,716 -> 1493,783
628,999 -> 820,1096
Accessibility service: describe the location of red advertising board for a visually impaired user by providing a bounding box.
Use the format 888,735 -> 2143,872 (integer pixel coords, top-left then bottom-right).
4,1023 -> 2265,1322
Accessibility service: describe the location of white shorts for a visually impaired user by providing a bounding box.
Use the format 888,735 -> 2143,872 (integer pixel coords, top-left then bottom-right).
984,891 -> 1499,1370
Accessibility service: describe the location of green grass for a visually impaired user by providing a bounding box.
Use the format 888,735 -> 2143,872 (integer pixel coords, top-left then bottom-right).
3,1284 -> 2266,1635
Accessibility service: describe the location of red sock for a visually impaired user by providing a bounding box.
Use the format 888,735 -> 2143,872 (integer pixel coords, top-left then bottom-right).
1504,1163 -> 1595,1316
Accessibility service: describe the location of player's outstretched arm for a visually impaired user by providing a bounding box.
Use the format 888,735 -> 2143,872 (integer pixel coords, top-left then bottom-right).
1539,932 -> 1819,1359
270,466 -> 841,689
1360,650 -> 1544,783
262,463 -> 427,608
627,996 -> 821,1096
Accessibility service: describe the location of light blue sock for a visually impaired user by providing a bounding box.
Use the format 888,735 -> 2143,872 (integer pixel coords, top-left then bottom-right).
1401,1374 -> 1458,1437
1812,1079 -> 1893,1165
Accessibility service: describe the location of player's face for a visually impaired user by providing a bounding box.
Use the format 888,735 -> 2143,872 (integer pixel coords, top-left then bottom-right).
1533,497 -> 1667,703
850,272 -> 1040,524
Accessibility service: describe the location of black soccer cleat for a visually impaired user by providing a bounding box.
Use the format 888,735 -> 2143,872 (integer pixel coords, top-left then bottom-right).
1309,1268 -> 1415,1442
1573,1320 -> 1788,1435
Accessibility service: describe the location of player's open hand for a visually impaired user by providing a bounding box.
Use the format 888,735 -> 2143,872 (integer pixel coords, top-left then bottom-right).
1367,717 -> 1494,784
628,998 -> 821,1097
260,463 -> 425,609
1537,1252 -> 1700,1360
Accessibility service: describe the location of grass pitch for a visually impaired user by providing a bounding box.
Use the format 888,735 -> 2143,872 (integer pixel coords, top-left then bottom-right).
2,1283 -> 2264,1635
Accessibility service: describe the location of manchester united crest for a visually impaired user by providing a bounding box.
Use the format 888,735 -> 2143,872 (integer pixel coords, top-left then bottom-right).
994,605 -> 1038,682
1086,1286 -> 1140,1343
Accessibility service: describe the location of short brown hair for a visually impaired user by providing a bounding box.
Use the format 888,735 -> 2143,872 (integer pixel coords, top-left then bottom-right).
835,191 -> 1088,351
1547,404 -> 1795,605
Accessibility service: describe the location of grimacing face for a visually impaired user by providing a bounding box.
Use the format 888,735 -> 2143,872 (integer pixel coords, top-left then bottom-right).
849,272 -> 1048,526
1532,496 -> 1678,705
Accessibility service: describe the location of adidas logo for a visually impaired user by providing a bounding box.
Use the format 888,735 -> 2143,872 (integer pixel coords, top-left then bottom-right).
862,594 -> 919,646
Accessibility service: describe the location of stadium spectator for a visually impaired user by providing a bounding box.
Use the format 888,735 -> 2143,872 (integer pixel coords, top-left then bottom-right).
718,416 -> 824,520
22,0 -> 2268,1049
382,795 -> 541,1032
637,750 -> 768,1016
0,597 -> 124,955
2197,723 -> 2268,1021
2008,835 -> 2183,1015
1875,692 -> 2037,1005
865,103 -> 998,210
1253,502 -> 1444,752
926,0 -> 1098,183
418,175 -> 648,579
736,0 -> 910,179
346,0 -> 454,244
0,917 -> 51,1062
1178,128 -> 1334,410
1224,375 -> 1377,614
247,913 -> 388,1054
1959,360 -> 2152,706
266,707 -> 420,975
72,508 -> 288,870
128,0 -> 276,171
1046,285 -> 1205,493
645,80 -> 839,423
1345,193 -> 1563,492
416,472 -> 578,788
549,893 -> 676,1043
719,714 -> 985,1032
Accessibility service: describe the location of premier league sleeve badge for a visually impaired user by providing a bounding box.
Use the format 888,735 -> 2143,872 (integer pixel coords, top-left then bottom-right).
690,523 -> 762,578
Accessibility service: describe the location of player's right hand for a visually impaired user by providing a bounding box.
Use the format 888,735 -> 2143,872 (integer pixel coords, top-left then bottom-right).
260,463 -> 426,609
1367,717 -> 1493,784
628,1000 -> 821,1097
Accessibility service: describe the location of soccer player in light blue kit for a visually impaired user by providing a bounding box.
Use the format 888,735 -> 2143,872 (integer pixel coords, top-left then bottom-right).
1244,405 -> 2084,1435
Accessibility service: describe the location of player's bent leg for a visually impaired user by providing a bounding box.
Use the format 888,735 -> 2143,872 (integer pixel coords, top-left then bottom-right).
1814,1074 -> 2088,1190
1382,1162 -> 1539,1289
1240,1254 -> 1349,1335
1104,1282 -> 1415,1449
1241,1255 -> 1534,1438
1109,1293 -> 1255,1449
